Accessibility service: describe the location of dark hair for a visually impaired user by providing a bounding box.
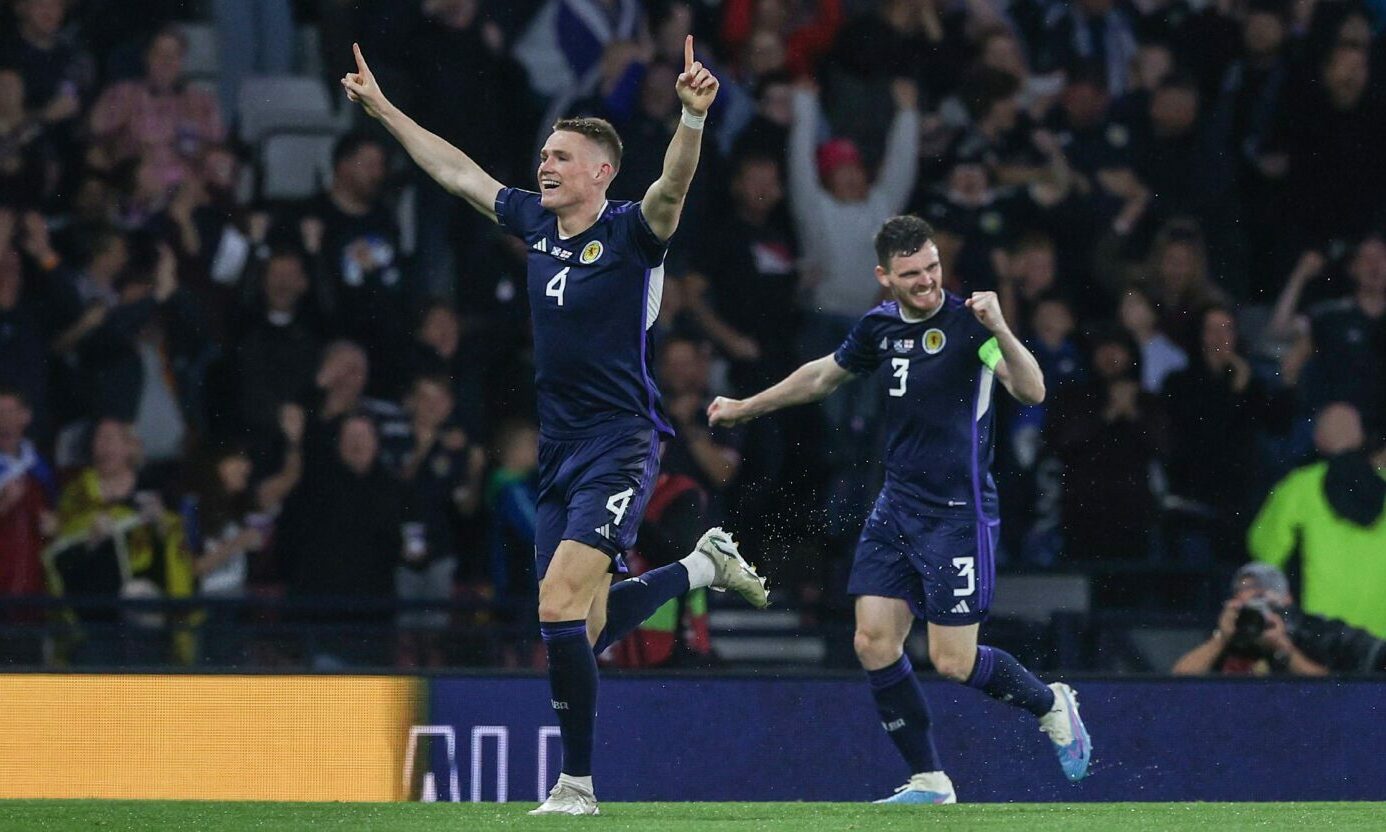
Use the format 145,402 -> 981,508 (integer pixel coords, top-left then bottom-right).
552,117 -> 623,170
959,67 -> 1021,121
145,23 -> 188,55
874,216 -> 936,270
332,132 -> 384,169
0,385 -> 29,408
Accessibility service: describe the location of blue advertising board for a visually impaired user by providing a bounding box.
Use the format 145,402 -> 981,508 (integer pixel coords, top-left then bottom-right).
416,675 -> 1385,804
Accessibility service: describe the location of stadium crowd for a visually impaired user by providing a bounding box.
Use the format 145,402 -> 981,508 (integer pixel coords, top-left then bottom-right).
0,0 -> 1384,668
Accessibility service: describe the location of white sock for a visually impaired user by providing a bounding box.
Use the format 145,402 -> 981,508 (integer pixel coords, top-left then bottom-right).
559,772 -> 594,794
679,549 -> 716,589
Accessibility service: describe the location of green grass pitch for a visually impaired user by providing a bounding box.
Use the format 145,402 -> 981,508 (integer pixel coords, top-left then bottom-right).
1,801 -> 1382,831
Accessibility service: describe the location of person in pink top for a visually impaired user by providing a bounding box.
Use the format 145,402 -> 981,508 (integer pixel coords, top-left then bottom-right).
87,25 -> 225,188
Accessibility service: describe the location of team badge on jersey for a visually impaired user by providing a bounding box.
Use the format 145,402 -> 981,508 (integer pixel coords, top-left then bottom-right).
580,241 -> 604,264
923,328 -> 947,354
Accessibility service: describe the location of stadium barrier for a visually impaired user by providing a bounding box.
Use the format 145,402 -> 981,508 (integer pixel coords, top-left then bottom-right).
420,675 -> 1386,803
2,673 -> 1379,802
0,675 -> 419,800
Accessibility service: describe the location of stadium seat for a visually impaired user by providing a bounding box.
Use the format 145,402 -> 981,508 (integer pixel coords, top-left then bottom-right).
237,74 -> 338,145
257,130 -> 337,201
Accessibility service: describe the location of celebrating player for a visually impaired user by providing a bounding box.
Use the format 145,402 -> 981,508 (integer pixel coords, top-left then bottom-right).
343,38 -> 768,815
709,216 -> 1090,803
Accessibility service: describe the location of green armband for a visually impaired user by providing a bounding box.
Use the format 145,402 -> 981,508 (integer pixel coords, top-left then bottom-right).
978,337 -> 1001,370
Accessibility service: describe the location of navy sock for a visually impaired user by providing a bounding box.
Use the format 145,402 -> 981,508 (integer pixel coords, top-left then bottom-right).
592,563 -> 691,654
964,645 -> 1056,718
867,655 -> 942,774
541,620 -> 599,777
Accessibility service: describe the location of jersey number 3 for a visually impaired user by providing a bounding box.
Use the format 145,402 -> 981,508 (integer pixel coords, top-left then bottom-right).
889,357 -> 909,397
546,267 -> 570,306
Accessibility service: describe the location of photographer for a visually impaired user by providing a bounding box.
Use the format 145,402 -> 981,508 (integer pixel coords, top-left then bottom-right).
1172,564 -> 1386,676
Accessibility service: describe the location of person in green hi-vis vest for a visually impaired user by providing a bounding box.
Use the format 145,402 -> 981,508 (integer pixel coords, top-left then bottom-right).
1249,403 -> 1386,638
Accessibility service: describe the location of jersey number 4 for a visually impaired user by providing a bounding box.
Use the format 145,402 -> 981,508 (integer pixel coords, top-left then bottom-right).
546,267 -> 570,306
889,357 -> 909,397
606,488 -> 634,526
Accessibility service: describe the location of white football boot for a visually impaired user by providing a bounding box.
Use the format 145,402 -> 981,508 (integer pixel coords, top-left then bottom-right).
696,527 -> 769,608
528,776 -> 600,816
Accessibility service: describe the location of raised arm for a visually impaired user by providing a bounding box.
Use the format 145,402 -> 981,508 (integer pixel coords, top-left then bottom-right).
707,354 -> 853,427
966,291 -> 1046,405
342,43 -> 504,221
642,36 -> 720,242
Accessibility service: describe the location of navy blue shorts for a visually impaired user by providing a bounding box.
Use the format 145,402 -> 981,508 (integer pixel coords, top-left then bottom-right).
534,427 -> 662,581
847,489 -> 998,625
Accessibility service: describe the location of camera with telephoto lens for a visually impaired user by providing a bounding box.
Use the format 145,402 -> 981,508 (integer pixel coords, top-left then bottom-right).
1230,597 -> 1284,652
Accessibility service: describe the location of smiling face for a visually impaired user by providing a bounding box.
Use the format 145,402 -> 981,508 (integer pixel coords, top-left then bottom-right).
877,242 -> 945,318
537,130 -> 615,213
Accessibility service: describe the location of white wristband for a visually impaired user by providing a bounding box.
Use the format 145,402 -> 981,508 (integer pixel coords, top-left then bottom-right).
681,107 -> 706,131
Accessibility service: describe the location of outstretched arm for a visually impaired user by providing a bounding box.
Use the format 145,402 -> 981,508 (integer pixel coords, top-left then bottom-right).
707,355 -> 853,427
642,36 -> 719,242
966,291 -> 1045,405
342,43 -> 504,221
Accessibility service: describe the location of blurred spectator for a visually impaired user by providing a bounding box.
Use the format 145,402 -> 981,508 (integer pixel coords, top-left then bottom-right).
1128,74 -> 1231,226
1273,237 -> 1386,431
1268,45 -> 1386,249
1097,218 -> 1229,353
302,340 -> 410,478
788,78 -> 917,333
407,0 -> 532,299
55,242 -> 206,466
485,418 -> 539,606
730,71 -> 792,165
825,0 -> 962,154
45,418 -> 195,663
397,374 -> 485,642
0,0 -> 94,130
1249,403 -> 1386,638
234,246 -> 321,451
299,133 -> 409,390
275,413 -> 404,665
87,25 -> 225,189
1,213 -> 64,440
0,68 -> 54,208
1162,306 -> 1292,561
1172,563 -> 1386,676
1048,326 -> 1169,559
999,295 -> 1084,566
1036,0 -> 1139,96
0,387 -> 55,602
687,152 -> 799,392
722,0 -> 842,80
657,336 -> 742,496
211,0 -> 295,119
1117,285 -> 1186,393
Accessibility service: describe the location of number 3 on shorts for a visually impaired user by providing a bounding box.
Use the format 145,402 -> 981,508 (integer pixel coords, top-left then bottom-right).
606,488 -> 634,526
952,556 -> 975,597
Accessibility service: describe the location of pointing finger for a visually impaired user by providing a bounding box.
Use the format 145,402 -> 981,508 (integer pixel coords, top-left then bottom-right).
684,34 -> 694,73
353,42 -> 368,76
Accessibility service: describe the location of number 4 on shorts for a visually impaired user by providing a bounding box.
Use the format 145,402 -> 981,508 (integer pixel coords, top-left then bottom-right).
606,488 -> 634,525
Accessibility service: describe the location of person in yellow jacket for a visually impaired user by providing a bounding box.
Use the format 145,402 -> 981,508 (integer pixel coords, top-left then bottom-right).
43,420 -> 196,664
1248,404 -> 1386,638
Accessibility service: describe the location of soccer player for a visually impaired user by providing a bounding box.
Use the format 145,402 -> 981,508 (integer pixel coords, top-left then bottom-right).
342,39 -> 768,815
709,216 -> 1090,803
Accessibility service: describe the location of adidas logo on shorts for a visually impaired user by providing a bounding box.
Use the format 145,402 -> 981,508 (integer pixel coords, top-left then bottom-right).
949,600 -> 971,614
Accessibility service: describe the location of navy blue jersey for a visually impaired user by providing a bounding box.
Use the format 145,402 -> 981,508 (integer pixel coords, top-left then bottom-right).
834,294 -> 1003,518
495,188 -> 672,439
